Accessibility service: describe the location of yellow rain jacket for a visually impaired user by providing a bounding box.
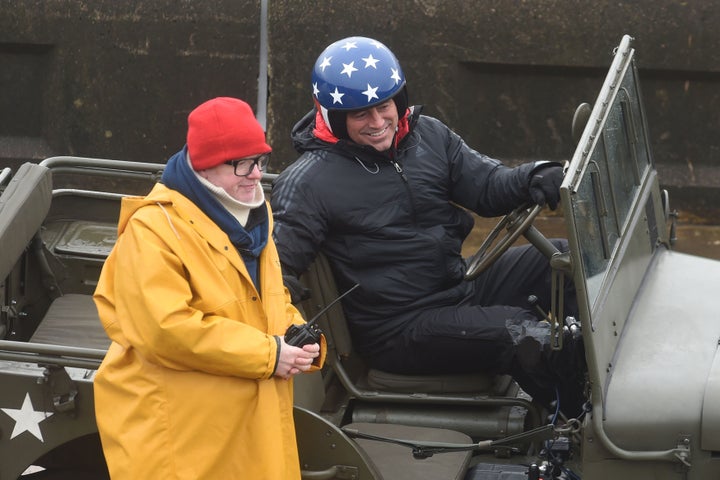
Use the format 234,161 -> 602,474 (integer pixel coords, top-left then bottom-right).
93,183 -> 323,479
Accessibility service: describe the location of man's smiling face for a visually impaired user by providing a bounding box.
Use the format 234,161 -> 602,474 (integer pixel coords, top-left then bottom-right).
345,99 -> 399,152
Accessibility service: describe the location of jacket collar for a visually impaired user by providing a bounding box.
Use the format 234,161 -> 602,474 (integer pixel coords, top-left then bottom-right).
303,106 -> 419,160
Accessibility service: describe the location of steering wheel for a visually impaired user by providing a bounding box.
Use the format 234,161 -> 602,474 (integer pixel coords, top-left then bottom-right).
464,203 -> 542,281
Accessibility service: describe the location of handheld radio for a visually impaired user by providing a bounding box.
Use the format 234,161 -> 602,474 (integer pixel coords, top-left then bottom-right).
284,283 -> 360,347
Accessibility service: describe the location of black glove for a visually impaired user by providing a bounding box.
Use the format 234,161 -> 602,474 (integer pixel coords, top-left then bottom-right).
528,163 -> 564,210
283,274 -> 311,305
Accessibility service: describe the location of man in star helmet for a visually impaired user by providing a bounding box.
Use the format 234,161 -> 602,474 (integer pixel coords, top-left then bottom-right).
272,36 -> 586,417
311,36 -> 408,145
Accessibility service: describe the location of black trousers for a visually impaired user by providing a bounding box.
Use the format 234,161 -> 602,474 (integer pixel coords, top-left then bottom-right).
368,240 -> 586,417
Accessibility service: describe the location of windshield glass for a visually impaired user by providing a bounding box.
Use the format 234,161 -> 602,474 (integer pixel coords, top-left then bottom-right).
568,58 -> 652,307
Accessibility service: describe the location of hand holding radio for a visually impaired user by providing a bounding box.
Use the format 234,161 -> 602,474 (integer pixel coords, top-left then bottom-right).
284,283 -> 360,347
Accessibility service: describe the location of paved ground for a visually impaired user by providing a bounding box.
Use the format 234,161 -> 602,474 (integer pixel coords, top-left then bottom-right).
462,209 -> 720,261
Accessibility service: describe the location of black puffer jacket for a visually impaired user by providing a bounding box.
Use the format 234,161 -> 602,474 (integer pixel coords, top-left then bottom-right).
271,107 -> 542,355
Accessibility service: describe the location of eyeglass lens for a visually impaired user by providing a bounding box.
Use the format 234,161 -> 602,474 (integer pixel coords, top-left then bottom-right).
231,155 -> 270,176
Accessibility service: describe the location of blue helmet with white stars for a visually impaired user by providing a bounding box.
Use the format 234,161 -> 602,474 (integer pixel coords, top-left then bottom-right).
312,36 -> 407,137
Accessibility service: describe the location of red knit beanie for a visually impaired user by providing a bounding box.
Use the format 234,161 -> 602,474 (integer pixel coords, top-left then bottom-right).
186,97 -> 271,171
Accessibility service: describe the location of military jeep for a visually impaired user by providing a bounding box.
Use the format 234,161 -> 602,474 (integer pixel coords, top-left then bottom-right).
1,35 -> 719,479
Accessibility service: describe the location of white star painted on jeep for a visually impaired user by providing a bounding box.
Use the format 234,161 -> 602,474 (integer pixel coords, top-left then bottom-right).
340,41 -> 358,51
319,56 -> 332,72
1,393 -> 54,441
341,61 -> 358,78
362,54 -> 379,69
330,87 -> 344,104
362,84 -> 379,102
391,68 -> 402,85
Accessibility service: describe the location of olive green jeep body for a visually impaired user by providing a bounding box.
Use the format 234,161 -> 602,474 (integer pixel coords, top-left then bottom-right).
1,35 -> 719,480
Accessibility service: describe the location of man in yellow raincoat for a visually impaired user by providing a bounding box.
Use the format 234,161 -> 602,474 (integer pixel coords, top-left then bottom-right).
93,97 -> 324,479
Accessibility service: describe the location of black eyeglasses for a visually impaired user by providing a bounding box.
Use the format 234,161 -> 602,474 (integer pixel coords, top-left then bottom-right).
224,153 -> 271,177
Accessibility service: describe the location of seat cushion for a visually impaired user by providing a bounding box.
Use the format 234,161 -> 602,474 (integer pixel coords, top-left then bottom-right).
30,294 -> 110,350
367,368 -> 513,395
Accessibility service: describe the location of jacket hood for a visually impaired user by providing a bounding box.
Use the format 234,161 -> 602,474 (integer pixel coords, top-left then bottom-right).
116,185 -> 172,235
290,109 -> 320,154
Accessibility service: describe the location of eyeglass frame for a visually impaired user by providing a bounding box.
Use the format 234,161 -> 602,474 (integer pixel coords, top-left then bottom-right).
224,153 -> 271,177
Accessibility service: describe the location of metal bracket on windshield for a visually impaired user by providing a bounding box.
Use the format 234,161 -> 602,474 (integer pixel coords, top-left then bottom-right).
549,251 -> 573,350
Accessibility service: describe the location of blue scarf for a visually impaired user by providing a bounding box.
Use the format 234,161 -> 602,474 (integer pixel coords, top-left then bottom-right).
161,147 -> 268,288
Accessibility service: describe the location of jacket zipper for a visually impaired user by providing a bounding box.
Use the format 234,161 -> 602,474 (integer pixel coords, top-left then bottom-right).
390,159 -> 404,176
389,159 -> 418,225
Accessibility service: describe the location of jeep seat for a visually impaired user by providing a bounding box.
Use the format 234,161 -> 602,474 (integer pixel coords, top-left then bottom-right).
29,293 -> 110,350
0,162 -> 109,351
298,253 -> 541,437
0,163 -> 53,340
0,163 -> 52,283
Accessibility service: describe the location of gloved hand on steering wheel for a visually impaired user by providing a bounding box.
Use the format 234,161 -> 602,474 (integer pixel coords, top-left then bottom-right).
528,161 -> 565,211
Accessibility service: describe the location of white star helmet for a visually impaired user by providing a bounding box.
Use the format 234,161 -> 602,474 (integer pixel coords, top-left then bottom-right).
311,36 -> 407,137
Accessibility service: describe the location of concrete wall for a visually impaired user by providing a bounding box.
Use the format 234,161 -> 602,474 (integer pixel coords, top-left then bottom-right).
1,0 -> 262,166
2,1 -> 719,209
270,1 -> 720,193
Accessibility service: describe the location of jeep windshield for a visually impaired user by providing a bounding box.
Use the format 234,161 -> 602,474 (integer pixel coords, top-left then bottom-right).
563,35 -> 655,314
562,35 -> 720,475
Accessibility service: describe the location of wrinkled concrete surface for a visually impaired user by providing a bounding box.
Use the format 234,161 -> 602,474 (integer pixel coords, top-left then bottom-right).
1,0 -> 719,220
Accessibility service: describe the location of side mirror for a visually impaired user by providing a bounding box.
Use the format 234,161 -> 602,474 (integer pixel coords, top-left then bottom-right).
571,102 -> 592,145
